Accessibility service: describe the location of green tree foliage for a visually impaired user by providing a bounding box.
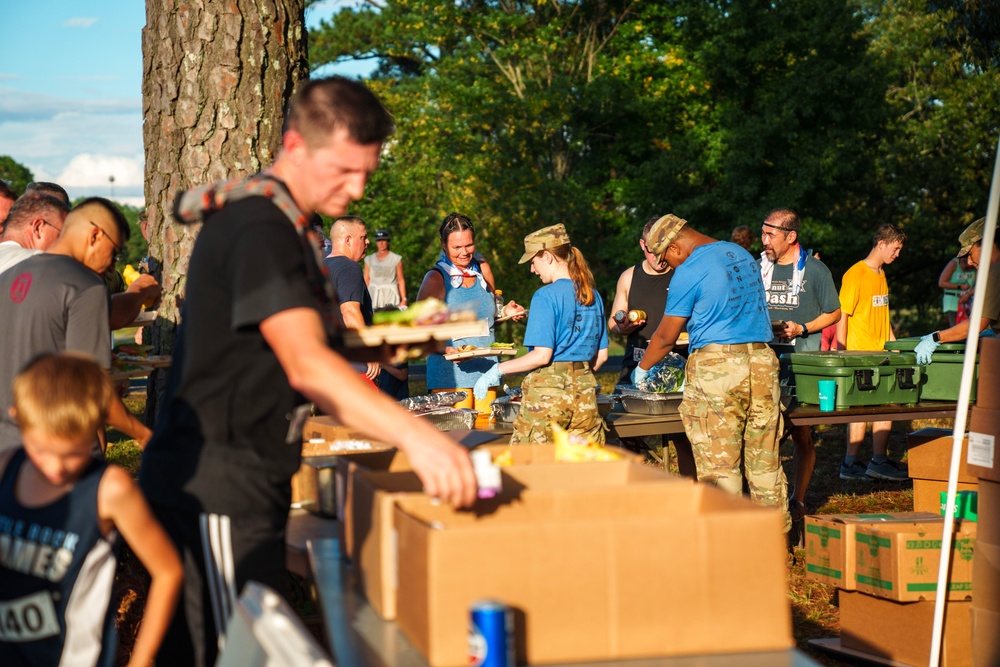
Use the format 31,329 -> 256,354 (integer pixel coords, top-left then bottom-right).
862,0 -> 1000,328
310,0 -> 713,305
309,0 -> 998,330
0,155 -> 34,195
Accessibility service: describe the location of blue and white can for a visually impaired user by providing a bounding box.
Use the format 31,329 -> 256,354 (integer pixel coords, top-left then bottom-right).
468,599 -> 514,667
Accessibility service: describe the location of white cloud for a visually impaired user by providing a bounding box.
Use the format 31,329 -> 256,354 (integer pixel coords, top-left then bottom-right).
0,73 -> 18,81
57,154 -> 144,188
65,17 -> 98,28
0,86 -> 143,186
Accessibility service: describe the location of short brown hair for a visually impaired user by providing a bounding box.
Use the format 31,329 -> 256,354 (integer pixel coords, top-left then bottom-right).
873,222 -> 906,247
283,77 -> 394,147
1,193 -> 70,235
12,353 -> 111,439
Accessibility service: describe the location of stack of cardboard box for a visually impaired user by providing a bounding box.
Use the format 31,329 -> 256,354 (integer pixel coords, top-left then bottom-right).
805,337 -> 1000,666
805,512 -> 976,666
967,337 -> 1000,666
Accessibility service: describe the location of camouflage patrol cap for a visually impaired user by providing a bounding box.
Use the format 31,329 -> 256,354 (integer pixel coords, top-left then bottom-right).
645,214 -> 688,255
519,223 -> 571,263
957,217 -> 985,257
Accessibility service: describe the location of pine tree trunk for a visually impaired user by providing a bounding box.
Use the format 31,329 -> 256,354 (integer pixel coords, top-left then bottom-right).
141,0 -> 307,422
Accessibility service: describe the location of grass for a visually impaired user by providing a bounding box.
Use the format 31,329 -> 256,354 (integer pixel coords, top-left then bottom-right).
107,380 -> 948,664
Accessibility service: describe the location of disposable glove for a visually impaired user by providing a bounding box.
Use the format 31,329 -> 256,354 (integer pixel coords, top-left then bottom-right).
630,365 -> 650,387
474,363 -> 502,400
914,334 -> 940,365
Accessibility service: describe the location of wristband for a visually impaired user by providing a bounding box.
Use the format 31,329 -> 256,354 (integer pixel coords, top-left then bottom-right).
932,331 -> 942,343
800,323 -> 809,338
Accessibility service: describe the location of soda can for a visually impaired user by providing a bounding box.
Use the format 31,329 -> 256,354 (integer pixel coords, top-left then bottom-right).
627,309 -> 647,323
468,599 -> 514,667
613,309 -> 627,324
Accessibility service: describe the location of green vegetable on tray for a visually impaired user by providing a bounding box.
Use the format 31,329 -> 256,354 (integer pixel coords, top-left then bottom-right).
636,352 -> 686,393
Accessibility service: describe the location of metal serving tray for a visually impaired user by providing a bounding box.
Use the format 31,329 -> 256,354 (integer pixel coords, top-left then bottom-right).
614,385 -> 683,415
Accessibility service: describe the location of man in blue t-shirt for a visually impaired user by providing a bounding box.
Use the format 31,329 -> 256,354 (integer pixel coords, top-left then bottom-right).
633,214 -> 789,534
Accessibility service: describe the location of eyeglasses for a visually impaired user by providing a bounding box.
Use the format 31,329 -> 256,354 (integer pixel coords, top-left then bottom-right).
41,220 -> 63,233
89,221 -> 122,262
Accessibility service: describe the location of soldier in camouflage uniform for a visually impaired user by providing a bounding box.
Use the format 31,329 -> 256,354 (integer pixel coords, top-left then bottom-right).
474,224 -> 609,444
632,214 -> 790,532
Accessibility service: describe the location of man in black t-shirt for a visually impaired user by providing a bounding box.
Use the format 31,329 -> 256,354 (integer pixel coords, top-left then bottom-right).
326,215 -> 379,382
139,77 -> 477,667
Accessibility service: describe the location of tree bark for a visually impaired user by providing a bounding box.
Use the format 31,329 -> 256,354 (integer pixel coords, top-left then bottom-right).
141,0 -> 307,422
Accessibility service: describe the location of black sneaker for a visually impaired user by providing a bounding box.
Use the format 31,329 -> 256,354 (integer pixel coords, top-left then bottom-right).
866,459 -> 909,481
839,461 -> 871,481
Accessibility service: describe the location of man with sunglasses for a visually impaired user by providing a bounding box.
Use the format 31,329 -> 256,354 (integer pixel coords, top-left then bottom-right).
608,215 -> 695,477
0,197 -> 151,452
757,208 -> 840,542
0,192 -> 69,274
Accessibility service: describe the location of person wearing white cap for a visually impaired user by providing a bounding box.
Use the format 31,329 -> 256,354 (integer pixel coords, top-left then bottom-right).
916,217 -> 999,363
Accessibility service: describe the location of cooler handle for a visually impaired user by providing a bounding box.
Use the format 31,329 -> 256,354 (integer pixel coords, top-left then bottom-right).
895,367 -> 918,390
854,368 -> 878,391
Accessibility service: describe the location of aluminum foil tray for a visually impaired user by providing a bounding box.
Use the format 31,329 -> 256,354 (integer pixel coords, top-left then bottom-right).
614,385 -> 683,415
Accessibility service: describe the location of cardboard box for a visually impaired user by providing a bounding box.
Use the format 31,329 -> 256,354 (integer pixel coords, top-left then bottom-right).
854,520 -> 976,601
300,415 -> 394,456
339,442 -> 643,560
971,606 -> 1000,667
978,337 -> 1000,410
804,513 -> 941,589
973,540 -> 1000,613
979,480 -> 1000,544
352,460 -> 671,620
914,479 -> 979,514
394,481 -> 792,666
967,405 -> 1000,483
908,433 -> 975,484
840,590 -> 971,667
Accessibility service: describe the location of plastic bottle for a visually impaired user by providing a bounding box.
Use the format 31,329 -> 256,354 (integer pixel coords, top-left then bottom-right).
494,290 -> 505,320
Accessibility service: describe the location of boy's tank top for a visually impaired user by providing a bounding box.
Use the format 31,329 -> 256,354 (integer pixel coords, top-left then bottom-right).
0,449 -> 119,667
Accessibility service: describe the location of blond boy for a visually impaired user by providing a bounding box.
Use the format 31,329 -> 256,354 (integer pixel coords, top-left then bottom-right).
0,353 -> 181,666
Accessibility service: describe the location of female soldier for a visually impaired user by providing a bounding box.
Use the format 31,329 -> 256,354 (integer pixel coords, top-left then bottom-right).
474,224 -> 608,443
417,212 -> 523,408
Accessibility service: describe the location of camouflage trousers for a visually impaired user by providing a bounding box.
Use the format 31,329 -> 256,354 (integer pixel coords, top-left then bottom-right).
510,362 -> 606,445
678,346 -> 790,532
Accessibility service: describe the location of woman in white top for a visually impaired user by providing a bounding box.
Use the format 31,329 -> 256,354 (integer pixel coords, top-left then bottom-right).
364,228 -> 407,309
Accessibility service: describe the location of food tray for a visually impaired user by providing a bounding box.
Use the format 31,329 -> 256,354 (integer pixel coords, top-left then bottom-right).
493,400 -> 521,423
115,355 -> 172,368
400,392 -> 468,412
443,347 -> 517,361
614,385 -> 683,415
343,320 -> 489,347
419,408 -> 479,431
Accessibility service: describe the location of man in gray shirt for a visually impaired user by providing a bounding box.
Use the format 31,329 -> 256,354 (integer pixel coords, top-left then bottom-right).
0,197 -> 150,451
758,208 -> 841,540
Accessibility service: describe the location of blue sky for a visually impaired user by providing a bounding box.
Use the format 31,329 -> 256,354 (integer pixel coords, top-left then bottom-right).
0,0 -> 366,206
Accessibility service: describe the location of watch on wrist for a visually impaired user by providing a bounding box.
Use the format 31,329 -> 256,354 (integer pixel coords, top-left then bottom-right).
800,323 -> 809,338
932,331 -> 942,343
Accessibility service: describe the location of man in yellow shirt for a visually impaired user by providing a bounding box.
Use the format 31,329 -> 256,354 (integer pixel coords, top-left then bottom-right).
837,223 -> 907,481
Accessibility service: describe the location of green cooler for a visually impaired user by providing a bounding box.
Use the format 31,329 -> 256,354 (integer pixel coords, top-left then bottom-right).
781,351 -> 921,408
884,337 -> 977,401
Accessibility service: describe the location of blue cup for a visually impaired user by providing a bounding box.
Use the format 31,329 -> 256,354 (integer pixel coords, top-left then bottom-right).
817,380 -> 837,412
